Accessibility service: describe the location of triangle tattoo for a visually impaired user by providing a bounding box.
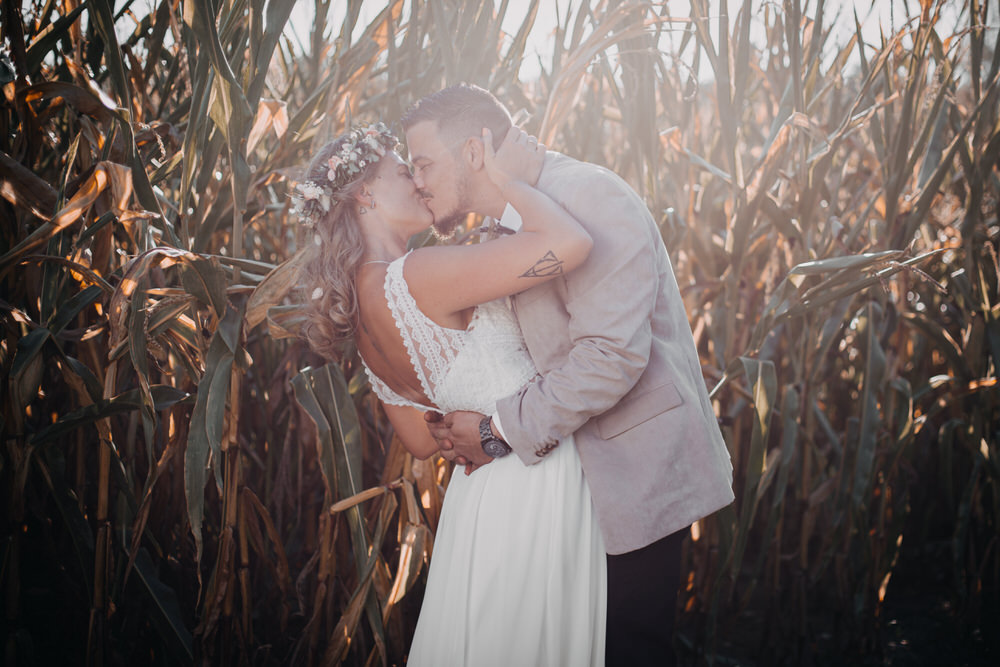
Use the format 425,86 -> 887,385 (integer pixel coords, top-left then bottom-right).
520,251 -> 565,278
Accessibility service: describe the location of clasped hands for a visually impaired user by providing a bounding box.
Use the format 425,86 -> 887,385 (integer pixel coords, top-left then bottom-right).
424,410 -> 494,475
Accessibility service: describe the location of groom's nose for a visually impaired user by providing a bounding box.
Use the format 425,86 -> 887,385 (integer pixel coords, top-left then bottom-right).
411,170 -> 426,191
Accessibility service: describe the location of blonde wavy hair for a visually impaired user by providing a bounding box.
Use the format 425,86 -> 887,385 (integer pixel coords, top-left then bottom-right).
299,135 -> 381,360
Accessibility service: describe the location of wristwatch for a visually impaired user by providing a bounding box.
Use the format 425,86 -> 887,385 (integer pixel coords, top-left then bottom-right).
479,416 -> 512,458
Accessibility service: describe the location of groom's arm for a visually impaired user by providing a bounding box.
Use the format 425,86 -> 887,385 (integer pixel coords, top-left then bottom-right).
425,168 -> 660,464
496,171 -> 660,464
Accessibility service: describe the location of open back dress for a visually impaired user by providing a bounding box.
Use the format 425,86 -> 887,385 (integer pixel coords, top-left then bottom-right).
363,252 -> 607,666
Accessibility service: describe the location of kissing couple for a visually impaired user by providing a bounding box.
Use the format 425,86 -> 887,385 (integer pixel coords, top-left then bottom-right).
296,84 -> 734,666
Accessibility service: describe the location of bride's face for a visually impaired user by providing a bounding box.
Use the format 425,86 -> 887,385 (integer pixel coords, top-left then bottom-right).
367,152 -> 434,235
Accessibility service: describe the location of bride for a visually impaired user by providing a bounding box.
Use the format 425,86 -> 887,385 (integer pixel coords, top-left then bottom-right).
296,121 -> 606,665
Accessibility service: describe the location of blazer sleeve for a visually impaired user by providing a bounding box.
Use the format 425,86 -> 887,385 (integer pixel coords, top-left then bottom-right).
496,166 -> 660,464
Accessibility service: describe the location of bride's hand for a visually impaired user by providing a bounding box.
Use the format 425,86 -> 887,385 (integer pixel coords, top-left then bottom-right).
482,126 -> 545,191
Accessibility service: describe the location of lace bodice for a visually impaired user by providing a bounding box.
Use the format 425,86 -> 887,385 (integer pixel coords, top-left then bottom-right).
362,253 -> 538,415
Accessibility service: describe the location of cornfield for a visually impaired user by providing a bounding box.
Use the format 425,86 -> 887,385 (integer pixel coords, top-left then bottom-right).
1,0 -> 997,665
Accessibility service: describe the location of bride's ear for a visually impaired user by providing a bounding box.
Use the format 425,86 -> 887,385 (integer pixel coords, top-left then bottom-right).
461,136 -> 485,172
351,185 -> 372,205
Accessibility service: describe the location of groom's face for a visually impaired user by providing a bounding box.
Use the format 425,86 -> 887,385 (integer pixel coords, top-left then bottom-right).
406,121 -> 472,236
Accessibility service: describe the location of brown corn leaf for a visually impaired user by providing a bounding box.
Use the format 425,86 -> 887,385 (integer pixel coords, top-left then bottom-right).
1,161 -> 132,272
329,484 -> 393,514
20,254 -> 113,292
322,553 -> 378,666
20,80 -> 117,124
247,99 -> 289,153
265,304 -> 307,340
0,149 -> 57,219
386,523 -> 430,606
245,247 -> 307,330
410,455 -> 444,529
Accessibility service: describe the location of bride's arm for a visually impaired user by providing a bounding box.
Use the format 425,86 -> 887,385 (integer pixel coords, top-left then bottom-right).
383,403 -> 440,460
405,127 -> 592,316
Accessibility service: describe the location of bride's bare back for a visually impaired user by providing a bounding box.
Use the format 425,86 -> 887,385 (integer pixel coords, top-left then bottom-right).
354,262 -> 433,407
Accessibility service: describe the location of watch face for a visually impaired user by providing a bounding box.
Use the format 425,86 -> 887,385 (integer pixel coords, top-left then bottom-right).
483,438 -> 510,458
479,416 -> 510,458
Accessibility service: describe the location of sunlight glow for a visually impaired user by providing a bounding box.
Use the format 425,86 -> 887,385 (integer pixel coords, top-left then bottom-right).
287,1 -> 968,85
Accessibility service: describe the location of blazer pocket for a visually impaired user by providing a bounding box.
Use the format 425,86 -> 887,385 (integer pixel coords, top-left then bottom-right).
596,382 -> 683,439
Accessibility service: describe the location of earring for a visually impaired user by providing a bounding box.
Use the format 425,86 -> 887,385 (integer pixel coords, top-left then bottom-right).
359,189 -> 373,214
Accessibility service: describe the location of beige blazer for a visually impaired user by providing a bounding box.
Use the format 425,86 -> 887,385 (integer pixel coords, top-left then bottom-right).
495,152 -> 735,555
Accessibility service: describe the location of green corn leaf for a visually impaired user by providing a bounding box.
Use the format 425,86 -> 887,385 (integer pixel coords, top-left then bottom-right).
88,0 -> 163,238
11,327 -> 51,379
246,1 -> 297,107
728,356 -> 776,581
146,297 -> 197,339
61,355 -> 104,404
184,306 -> 240,566
129,547 -> 195,662
178,54 -> 213,245
181,256 -> 229,321
34,456 -> 94,586
498,0 -> 540,84
900,310 -> 970,381
807,296 -> 854,385
204,354 -> 234,451
952,457 -> 983,602
127,277 -> 157,452
852,303 -> 888,511
751,384 -> 800,593
900,69 -> 1000,246
31,386 -> 190,445
25,5 -> 88,73
10,335 -> 47,418
789,250 -> 904,275
290,368 -> 338,501
47,284 -> 103,335
291,363 -> 386,653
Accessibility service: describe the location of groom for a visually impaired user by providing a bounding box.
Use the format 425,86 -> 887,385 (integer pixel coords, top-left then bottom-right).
401,84 -> 734,666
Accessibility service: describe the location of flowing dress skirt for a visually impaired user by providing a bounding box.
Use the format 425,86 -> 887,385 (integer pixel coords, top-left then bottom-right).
408,436 -> 606,666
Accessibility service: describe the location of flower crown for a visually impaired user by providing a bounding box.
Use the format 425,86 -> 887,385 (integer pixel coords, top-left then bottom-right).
292,121 -> 399,227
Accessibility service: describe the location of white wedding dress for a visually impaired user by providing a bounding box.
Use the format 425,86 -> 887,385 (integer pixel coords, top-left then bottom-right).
363,253 -> 606,666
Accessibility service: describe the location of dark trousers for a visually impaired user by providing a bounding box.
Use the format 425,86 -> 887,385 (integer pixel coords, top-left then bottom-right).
606,528 -> 686,667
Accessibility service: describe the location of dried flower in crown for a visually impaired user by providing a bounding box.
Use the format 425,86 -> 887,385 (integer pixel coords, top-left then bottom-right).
291,122 -> 398,228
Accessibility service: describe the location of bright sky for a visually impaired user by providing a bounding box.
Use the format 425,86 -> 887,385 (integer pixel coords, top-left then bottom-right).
287,0 -> 971,81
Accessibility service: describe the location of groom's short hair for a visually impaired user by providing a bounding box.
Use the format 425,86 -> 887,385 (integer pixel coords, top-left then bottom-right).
401,84 -> 513,151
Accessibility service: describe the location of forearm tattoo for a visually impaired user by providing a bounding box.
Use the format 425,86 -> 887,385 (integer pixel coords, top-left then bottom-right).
520,250 -> 564,278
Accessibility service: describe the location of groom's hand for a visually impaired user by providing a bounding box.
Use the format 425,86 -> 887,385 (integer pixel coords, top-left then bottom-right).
424,410 -> 494,474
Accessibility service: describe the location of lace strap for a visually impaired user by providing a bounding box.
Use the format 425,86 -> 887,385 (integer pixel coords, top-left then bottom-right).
361,359 -> 413,407
383,253 -> 463,403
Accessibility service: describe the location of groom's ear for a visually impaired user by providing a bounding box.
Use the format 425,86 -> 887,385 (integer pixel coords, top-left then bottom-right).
460,135 -> 485,172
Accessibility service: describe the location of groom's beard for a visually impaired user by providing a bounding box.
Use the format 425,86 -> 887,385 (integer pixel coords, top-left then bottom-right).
431,212 -> 467,240
430,173 -> 471,239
